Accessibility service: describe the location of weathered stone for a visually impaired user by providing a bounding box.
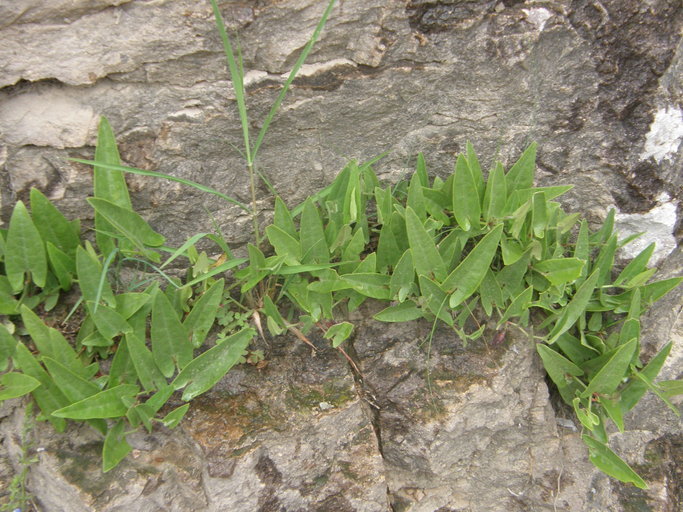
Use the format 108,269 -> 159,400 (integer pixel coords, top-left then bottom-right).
0,0 -> 681,509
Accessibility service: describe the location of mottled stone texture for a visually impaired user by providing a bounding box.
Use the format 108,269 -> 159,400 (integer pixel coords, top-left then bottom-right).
0,0 -> 681,510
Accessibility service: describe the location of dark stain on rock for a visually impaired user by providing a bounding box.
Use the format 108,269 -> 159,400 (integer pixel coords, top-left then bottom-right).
406,1 -> 496,34
312,493 -> 354,512
616,434 -> 683,512
568,0 -> 681,212
255,453 -> 282,486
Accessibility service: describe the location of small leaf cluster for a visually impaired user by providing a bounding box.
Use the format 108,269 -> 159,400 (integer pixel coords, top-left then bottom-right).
0,118 -> 254,472
237,142 -> 681,487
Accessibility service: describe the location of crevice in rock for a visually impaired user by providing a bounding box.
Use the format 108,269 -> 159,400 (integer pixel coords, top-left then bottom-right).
342,338 -> 398,511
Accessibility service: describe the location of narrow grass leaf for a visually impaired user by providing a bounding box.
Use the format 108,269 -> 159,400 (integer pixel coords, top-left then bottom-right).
160,233 -> 210,269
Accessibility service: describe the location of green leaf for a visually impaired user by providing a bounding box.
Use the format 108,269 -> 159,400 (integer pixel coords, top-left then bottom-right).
46,242 -> 75,291
53,384 -> 138,419
108,336 -> 136,387
300,198 -> 329,264
0,372 -> 41,400
548,269 -> 600,344
582,339 -> 637,398
407,172 -> 426,221
30,188 -> 80,256
537,344 -> 584,403
5,200 -> 47,292
43,356 -> 100,403
418,275 -> 452,325
582,435 -> 647,489
340,273 -> 391,300
452,154 -> 480,231
659,380 -> 683,398
620,342 -> 672,412
266,225 -> 302,265
115,293 -> 151,320
87,197 -> 164,253
76,245 -> 115,307
373,301 -> 423,322
592,234 -> 617,287
125,333 -> 166,392
152,290 -> 191,378
614,243 -> 655,287
498,286 -> 533,326
483,162 -> 507,221
161,403 -> 190,428
92,117 -> 133,256
274,196 -> 298,238
20,305 -> 80,370
173,327 -> 254,401
103,420 -> 132,472
88,303 -> 132,340
415,152 -> 429,187
12,344 -> 68,430
390,249 -> 415,301
0,323 -> 16,369
405,207 -> 446,282
533,258 -> 585,287
442,224 -> 503,308
465,141 -> 485,198
324,322 -> 354,348
590,208 -> 615,245
531,191 -> 547,238
599,396 -> 625,432
183,279 -> 224,348
505,142 -> 537,193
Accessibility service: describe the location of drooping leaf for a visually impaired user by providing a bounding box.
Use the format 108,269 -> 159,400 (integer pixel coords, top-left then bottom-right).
172,328 -> 254,401
87,197 -> 165,258
582,435 -> 647,489
102,419 -> 132,472
537,344 -> 584,403
5,201 -> 47,292
160,403 -> 190,428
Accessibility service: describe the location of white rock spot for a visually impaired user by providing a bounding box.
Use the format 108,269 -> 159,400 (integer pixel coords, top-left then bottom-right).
615,193 -> 678,265
0,91 -> 97,148
523,8 -> 552,32
641,107 -> 683,163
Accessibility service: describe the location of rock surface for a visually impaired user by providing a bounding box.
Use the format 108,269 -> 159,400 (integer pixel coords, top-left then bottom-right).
0,0 -> 681,510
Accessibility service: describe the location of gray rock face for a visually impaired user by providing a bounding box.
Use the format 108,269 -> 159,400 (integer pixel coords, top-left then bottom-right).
0,0 -> 681,510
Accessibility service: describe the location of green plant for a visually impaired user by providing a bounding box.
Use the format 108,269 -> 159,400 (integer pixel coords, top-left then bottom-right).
0,0 -> 680,489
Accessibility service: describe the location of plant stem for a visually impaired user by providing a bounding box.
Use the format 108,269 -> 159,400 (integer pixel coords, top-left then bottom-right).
247,162 -> 260,246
